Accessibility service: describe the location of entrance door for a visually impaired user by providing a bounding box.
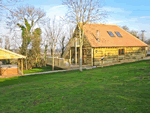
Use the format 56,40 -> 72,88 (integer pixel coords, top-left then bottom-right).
82,49 -> 87,64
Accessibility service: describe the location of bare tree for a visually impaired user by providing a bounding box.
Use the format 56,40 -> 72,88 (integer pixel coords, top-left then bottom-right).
63,0 -> 107,71
7,5 -> 46,32
41,29 -> 50,66
122,25 -> 140,39
122,25 -> 129,32
59,25 -> 75,58
9,31 -> 21,52
0,0 -> 21,15
44,17 -> 64,71
144,38 -> 150,45
130,30 -> 140,39
4,35 -> 10,49
60,36 -> 66,57
7,5 -> 46,69
1,31 -> 21,52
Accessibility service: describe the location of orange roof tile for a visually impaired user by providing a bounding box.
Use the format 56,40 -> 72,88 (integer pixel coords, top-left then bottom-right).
83,23 -> 148,47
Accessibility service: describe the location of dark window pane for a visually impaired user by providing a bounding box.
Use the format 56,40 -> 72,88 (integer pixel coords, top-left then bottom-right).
119,49 -> 121,55
115,32 -> 122,37
107,31 -> 115,37
122,49 -> 124,54
119,49 -> 124,55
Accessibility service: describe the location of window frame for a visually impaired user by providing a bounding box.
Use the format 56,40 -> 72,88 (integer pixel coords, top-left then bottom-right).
107,31 -> 115,37
119,49 -> 125,55
115,31 -> 122,37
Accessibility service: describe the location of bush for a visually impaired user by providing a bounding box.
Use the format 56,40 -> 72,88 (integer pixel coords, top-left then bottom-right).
36,58 -> 45,67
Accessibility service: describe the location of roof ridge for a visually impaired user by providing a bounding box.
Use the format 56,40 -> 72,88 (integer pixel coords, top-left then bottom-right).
86,23 -> 118,26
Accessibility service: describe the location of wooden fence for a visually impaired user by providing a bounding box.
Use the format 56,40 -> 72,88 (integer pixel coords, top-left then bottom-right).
47,57 -> 71,69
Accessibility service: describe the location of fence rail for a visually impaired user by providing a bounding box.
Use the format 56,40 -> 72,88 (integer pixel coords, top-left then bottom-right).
47,57 -> 71,69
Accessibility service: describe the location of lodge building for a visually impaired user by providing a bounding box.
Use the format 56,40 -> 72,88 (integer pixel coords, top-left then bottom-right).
63,23 -> 148,66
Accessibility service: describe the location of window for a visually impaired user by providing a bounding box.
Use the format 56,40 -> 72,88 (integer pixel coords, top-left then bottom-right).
115,32 -> 122,37
141,47 -> 145,51
87,50 -> 91,54
119,49 -> 124,55
107,31 -> 115,37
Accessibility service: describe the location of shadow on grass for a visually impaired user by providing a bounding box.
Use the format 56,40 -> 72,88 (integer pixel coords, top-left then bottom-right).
0,69 -> 80,87
0,74 -> 44,87
0,59 -> 150,87
98,59 -> 150,69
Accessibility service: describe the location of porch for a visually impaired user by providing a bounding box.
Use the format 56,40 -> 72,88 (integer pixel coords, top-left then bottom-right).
46,56 -> 92,70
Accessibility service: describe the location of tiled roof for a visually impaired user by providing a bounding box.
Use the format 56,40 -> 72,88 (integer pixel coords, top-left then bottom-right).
83,23 -> 148,47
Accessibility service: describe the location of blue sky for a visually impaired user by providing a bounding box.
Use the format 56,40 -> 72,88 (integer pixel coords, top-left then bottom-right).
1,0 -> 150,41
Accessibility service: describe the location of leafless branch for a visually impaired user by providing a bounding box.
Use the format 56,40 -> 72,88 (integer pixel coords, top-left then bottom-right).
6,5 -> 46,33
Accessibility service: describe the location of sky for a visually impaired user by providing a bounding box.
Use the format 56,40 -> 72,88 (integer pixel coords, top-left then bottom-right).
0,0 -> 150,47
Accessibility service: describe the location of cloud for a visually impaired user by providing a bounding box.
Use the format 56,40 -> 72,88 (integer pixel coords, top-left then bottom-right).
49,5 -> 66,10
104,7 -> 132,14
140,16 -> 150,19
129,18 -> 138,22
106,17 -> 140,25
107,20 -> 124,24
46,5 -> 67,19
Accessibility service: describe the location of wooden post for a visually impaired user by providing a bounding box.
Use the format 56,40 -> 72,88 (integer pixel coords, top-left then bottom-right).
18,59 -> 20,74
21,58 -> 23,75
58,58 -> 59,66
79,37 -> 82,71
75,38 -> 77,65
52,47 -> 55,71
70,49 -> 71,65
102,60 -> 103,68
63,58 -> 65,66
91,48 -> 93,66
68,59 -> 70,68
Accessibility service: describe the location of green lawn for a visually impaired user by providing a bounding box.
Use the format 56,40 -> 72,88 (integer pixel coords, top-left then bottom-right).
0,60 -> 150,113
23,66 -> 56,74
23,66 -> 63,74
23,66 -> 53,74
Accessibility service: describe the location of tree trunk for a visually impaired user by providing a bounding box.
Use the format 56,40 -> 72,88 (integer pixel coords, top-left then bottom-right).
25,50 -> 28,70
44,54 -> 47,67
51,48 -> 53,56
36,57 -> 37,67
52,47 -> 55,71
79,38 -> 82,71
79,25 -> 82,71
44,45 -> 48,67
61,46 -> 65,58
75,38 -> 77,65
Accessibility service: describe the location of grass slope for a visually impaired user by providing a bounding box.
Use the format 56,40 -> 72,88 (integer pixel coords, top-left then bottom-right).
0,60 -> 150,113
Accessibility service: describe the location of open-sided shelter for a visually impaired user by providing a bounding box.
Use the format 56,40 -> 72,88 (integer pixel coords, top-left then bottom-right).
0,48 -> 26,77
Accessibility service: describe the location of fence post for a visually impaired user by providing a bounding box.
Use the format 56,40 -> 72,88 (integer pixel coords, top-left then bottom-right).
63,59 -> 65,67
68,59 -> 70,66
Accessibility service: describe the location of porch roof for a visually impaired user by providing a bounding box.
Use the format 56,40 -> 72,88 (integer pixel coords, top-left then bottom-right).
0,48 -> 26,59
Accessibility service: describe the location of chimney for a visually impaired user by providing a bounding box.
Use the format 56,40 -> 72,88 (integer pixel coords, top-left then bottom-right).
97,30 -> 100,42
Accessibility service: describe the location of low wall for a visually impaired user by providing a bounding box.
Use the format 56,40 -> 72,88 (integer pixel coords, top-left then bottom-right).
94,53 -> 146,66
0,65 -> 18,76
